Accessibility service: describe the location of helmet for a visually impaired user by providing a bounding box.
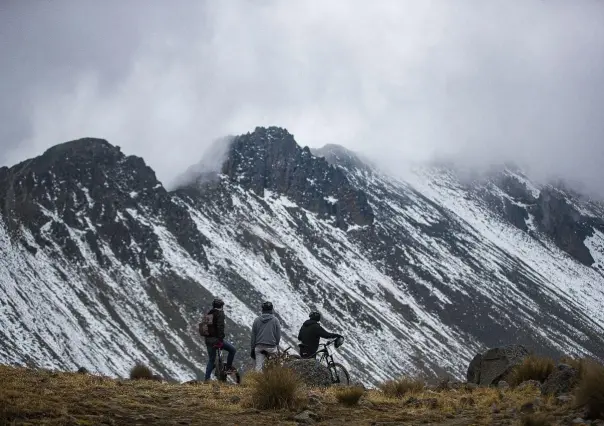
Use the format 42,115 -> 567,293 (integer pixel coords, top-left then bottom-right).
212,298 -> 224,308
262,301 -> 273,312
309,311 -> 321,321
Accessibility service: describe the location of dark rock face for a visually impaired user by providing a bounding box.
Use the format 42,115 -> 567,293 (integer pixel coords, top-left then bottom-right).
532,188 -> 595,266
220,127 -> 374,230
474,170 -> 600,267
467,345 -> 529,386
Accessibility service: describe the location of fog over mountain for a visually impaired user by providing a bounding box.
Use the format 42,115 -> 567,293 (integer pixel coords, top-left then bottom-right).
1,0 -> 604,196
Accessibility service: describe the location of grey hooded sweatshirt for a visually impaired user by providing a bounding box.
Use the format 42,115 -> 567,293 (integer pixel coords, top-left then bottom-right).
250,312 -> 281,349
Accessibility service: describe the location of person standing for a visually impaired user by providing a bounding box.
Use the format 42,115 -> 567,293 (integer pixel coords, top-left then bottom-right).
250,301 -> 281,371
297,311 -> 341,358
201,298 -> 237,381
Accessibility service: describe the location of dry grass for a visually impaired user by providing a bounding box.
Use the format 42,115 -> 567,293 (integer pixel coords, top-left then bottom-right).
334,386 -> 365,406
249,365 -> 303,410
129,363 -> 154,380
0,364 -> 589,425
379,376 -> 425,398
520,413 -> 552,426
575,360 -> 604,420
509,355 -> 555,386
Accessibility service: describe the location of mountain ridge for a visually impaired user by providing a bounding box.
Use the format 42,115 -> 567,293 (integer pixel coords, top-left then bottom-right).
1,127 -> 603,385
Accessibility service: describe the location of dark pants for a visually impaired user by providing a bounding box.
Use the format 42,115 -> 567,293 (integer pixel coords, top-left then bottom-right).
205,341 -> 236,380
298,345 -> 319,359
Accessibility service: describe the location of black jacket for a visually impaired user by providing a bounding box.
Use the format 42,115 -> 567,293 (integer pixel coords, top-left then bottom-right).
205,308 -> 225,343
297,320 -> 339,357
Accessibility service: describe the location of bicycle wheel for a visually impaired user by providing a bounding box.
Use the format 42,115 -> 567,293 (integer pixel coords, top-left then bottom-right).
227,370 -> 241,385
217,362 -> 241,384
330,363 -> 350,386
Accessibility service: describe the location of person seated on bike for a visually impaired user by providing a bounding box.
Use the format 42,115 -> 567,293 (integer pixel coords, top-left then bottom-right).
250,301 -> 281,371
297,311 -> 342,358
204,298 -> 237,381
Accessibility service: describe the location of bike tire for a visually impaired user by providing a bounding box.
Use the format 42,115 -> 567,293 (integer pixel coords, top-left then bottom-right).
331,363 -> 350,386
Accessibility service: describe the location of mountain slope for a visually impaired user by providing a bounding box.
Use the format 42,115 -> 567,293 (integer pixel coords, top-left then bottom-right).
1,127 -> 603,385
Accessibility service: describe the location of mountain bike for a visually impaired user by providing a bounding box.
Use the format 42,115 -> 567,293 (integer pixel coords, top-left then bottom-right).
214,345 -> 241,384
302,336 -> 350,386
261,345 -> 302,368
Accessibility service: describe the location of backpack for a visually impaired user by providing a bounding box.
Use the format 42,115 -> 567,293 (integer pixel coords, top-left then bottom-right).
199,312 -> 216,337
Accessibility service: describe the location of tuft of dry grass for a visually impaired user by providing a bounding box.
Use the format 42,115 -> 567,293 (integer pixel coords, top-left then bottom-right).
249,365 -> 303,410
129,363 -> 154,380
335,386 -> 365,407
521,413 -> 552,426
379,376 -> 425,398
575,360 -> 604,420
509,355 -> 555,386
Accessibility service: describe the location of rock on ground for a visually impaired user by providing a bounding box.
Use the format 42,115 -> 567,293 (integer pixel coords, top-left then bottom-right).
466,345 -> 529,386
541,364 -> 580,396
283,359 -> 333,387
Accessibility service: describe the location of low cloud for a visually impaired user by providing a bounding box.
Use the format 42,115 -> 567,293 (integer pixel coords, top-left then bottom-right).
1,1 -> 603,195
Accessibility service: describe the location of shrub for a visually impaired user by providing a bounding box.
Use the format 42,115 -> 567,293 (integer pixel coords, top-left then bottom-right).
509,355 -> 555,386
575,361 -> 604,420
379,376 -> 424,398
250,365 -> 302,410
335,386 -> 365,406
521,413 -> 552,426
129,363 -> 154,381
241,370 -> 263,388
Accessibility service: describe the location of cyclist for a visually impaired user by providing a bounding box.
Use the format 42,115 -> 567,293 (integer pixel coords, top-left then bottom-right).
250,301 -> 281,371
297,311 -> 342,358
204,298 -> 237,381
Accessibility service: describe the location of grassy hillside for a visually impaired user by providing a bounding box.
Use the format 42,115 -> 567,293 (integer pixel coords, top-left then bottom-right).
1,363 -> 601,425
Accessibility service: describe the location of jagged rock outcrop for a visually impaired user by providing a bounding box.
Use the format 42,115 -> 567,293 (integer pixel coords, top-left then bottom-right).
0,138 -> 210,276
220,127 -> 374,230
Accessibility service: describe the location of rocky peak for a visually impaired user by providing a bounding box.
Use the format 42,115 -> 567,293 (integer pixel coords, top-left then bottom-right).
218,126 -> 374,230
0,137 -> 209,276
311,144 -> 374,173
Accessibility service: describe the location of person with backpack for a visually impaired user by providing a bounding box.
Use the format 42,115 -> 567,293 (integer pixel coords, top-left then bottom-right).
250,301 -> 281,371
297,311 -> 342,358
199,298 -> 237,381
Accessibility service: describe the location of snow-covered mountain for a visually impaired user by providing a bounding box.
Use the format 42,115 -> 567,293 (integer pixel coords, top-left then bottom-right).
1,126 -> 603,385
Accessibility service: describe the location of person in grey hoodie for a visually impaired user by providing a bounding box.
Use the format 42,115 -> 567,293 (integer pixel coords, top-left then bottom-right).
250,301 -> 281,371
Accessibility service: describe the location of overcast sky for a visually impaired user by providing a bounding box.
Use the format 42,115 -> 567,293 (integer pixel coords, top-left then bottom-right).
1,0 -> 603,194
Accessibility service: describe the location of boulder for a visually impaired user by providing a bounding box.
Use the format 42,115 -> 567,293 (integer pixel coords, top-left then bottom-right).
466,345 -> 529,386
467,353 -> 483,383
283,359 -> 333,387
541,364 -> 580,396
